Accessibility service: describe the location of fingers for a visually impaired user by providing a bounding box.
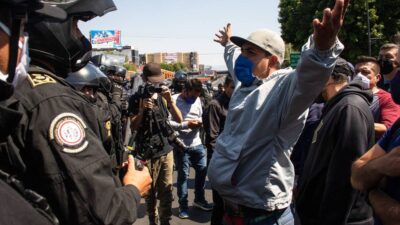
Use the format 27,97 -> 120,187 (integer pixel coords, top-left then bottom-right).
313,18 -> 321,30
321,8 -> 332,27
127,155 -> 135,171
215,33 -> 222,39
225,23 -> 231,32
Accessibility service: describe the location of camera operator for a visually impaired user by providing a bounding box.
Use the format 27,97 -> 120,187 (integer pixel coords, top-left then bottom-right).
129,62 -> 182,225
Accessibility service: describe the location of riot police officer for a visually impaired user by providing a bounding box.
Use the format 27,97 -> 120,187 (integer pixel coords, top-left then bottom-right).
67,61 -> 126,173
5,0 -> 152,224
91,54 -> 130,171
0,0 -> 65,224
171,70 -> 188,94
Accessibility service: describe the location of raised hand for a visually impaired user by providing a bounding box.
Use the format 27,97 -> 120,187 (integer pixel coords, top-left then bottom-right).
214,23 -> 232,47
313,0 -> 349,50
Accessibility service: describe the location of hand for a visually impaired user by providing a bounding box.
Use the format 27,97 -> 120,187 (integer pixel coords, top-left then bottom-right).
123,155 -> 152,196
187,120 -> 202,129
313,0 -> 349,50
140,98 -> 154,111
161,86 -> 173,103
214,23 -> 232,47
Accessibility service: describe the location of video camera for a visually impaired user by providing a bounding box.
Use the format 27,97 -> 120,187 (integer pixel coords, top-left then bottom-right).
132,83 -> 187,160
137,83 -> 163,99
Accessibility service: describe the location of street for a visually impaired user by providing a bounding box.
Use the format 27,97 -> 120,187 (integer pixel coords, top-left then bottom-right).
134,168 -> 213,225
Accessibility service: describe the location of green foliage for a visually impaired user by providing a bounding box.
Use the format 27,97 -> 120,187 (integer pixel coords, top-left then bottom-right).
279,0 -> 400,62
160,62 -> 186,72
123,63 -> 137,71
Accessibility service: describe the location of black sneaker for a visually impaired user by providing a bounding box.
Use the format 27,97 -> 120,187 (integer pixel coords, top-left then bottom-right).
193,200 -> 213,211
178,209 -> 189,219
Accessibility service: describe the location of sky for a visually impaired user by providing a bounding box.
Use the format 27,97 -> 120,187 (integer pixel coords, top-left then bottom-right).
80,0 -> 281,69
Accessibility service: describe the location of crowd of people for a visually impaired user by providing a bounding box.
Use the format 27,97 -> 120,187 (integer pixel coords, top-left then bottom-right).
1,0 -> 400,225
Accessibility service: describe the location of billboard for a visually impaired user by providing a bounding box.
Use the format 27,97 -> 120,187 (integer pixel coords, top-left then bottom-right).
163,53 -> 177,64
90,30 -> 122,49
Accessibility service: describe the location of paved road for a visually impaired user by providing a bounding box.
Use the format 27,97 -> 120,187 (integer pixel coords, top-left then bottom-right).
134,168 -> 214,225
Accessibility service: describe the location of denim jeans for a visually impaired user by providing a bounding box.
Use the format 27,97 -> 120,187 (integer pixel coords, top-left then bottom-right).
223,207 -> 294,225
175,144 -> 207,209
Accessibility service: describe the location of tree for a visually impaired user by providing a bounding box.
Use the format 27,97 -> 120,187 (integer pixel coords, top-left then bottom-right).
123,63 -> 137,71
160,62 -> 186,72
279,0 -> 399,62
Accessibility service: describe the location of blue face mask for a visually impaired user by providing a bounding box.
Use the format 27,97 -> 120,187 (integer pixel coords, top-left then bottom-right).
234,55 -> 256,87
185,96 -> 197,104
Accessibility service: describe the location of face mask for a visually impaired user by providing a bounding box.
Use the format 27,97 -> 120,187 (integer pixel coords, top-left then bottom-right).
353,72 -> 370,90
234,55 -> 256,87
12,33 -> 30,87
378,58 -> 394,75
185,96 -> 197,104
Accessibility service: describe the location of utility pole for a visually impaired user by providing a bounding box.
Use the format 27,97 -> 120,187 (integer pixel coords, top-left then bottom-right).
366,0 -> 372,56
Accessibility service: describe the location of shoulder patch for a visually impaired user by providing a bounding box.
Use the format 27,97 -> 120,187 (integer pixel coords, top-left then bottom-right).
49,113 -> 88,153
28,73 -> 56,87
105,120 -> 112,137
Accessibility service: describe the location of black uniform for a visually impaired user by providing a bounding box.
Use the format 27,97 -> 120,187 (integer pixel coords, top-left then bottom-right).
1,80 -> 58,225
96,90 -> 124,171
6,68 -> 141,225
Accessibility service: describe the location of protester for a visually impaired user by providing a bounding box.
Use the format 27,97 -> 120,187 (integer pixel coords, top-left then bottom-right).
3,1 -> 153,224
208,0 -> 348,224
296,58 -> 374,225
351,118 -> 400,225
171,78 -> 213,219
203,75 -> 234,225
355,56 -> 400,139
378,43 -> 400,104
129,62 -> 182,225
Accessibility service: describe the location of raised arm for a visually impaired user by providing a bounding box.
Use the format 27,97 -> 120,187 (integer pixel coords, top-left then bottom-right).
214,23 -> 240,84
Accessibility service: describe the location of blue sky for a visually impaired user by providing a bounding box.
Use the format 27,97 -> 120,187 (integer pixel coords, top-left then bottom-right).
80,0 -> 281,69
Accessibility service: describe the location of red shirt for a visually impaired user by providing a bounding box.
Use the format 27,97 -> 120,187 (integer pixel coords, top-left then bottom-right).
374,89 -> 400,128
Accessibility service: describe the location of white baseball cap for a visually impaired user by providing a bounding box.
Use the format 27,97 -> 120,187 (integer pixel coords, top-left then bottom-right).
231,29 -> 285,64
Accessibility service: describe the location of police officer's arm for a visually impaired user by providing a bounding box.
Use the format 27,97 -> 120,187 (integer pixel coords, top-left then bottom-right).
368,189 -> 400,225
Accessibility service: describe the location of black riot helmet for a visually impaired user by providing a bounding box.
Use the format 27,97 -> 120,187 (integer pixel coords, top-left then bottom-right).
66,61 -> 106,91
172,70 -> 188,93
27,0 -> 117,77
0,0 -> 66,85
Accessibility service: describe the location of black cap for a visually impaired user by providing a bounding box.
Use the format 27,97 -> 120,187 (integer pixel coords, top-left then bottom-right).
332,57 -> 355,79
142,63 -> 163,83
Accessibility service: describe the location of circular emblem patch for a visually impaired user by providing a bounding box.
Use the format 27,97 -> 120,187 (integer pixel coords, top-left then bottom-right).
49,113 -> 88,153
